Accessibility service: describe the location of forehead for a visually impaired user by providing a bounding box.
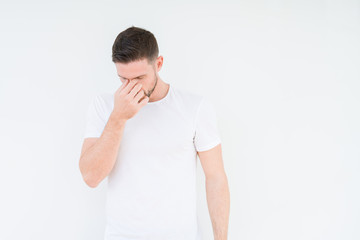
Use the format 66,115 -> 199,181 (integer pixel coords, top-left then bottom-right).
115,59 -> 151,78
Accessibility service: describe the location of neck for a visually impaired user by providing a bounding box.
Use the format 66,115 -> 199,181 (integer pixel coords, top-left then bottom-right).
148,77 -> 170,103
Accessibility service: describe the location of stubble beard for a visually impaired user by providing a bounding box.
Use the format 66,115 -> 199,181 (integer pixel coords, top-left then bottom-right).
144,73 -> 158,98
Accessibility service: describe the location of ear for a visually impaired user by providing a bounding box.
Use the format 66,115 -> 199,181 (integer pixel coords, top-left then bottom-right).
156,55 -> 163,72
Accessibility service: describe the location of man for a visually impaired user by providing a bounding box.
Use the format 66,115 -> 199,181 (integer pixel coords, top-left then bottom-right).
79,26 -> 230,240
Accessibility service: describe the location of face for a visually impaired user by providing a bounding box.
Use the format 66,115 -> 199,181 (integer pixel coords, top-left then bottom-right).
114,57 -> 161,98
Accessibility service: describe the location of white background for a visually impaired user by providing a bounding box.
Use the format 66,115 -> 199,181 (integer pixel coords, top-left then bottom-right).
0,0 -> 359,239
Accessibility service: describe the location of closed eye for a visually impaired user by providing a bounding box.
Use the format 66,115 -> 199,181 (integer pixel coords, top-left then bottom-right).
119,76 -> 143,80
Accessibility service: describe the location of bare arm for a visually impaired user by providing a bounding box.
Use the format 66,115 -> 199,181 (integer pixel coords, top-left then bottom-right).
206,172 -> 230,240
79,113 -> 127,188
198,144 -> 230,240
79,79 -> 148,188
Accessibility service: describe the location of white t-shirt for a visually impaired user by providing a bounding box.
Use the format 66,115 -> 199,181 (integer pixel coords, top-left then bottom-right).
83,83 -> 222,240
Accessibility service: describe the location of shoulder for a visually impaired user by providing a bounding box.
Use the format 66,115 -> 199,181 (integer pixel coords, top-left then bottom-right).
88,92 -> 114,118
171,86 -> 217,117
171,85 -> 204,110
95,92 -> 114,109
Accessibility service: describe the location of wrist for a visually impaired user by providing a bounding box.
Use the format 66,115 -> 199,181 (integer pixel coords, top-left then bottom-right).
109,112 -> 127,126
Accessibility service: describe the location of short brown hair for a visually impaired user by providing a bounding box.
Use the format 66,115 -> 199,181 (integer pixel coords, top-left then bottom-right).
112,26 -> 159,65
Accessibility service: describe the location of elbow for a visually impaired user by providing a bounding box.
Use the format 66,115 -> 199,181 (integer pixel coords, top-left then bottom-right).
87,181 -> 99,189
205,172 -> 228,185
79,160 -> 99,188
83,173 -> 99,188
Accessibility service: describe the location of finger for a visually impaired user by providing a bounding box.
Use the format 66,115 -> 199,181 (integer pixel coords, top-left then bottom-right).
123,80 -> 139,94
139,95 -> 149,106
129,83 -> 142,98
116,79 -> 128,95
120,79 -> 129,90
116,79 -> 129,93
134,89 -> 145,103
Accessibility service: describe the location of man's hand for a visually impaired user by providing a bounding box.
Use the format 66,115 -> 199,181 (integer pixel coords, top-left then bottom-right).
112,80 -> 149,120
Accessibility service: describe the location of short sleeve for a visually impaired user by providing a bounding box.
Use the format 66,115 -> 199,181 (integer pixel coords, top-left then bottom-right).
83,95 -> 107,138
193,97 -> 222,152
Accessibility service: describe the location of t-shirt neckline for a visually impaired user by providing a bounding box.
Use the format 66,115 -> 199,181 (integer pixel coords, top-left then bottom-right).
146,84 -> 171,105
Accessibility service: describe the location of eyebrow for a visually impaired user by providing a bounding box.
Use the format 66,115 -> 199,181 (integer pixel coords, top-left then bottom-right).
118,74 -> 146,79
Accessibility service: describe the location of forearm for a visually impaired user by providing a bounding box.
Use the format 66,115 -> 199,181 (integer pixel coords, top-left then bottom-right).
80,113 -> 127,187
205,174 -> 230,240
